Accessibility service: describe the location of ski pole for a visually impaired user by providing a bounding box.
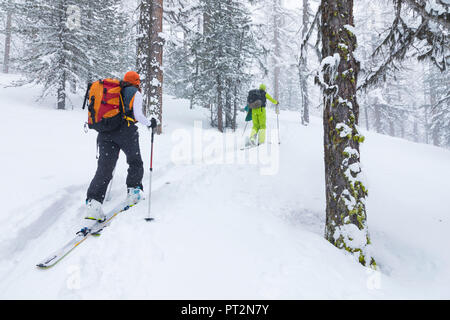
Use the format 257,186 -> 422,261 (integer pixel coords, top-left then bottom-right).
145,119 -> 157,222
242,121 -> 249,137
276,104 -> 281,145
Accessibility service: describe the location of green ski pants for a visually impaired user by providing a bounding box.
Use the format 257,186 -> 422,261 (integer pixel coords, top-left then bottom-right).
250,107 -> 266,145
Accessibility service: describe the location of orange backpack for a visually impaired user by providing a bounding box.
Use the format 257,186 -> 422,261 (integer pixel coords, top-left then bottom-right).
82,79 -> 124,132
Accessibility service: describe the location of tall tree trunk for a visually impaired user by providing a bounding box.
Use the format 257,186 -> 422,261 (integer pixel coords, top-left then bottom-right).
422,64 -> 429,144
3,9 -> 12,74
273,0 -> 280,101
374,105 -> 381,133
138,0 -> 164,134
413,118 -> 419,142
320,0 -> 375,267
300,0 -> 310,125
232,84 -> 238,131
389,120 -> 395,137
424,104 -> 429,144
217,75 -> 224,133
233,29 -> 245,131
56,2 -> 67,110
225,81 -> 231,128
57,71 -> 66,110
427,64 -> 440,146
86,5 -> 94,83
399,113 -> 405,139
364,105 -> 370,131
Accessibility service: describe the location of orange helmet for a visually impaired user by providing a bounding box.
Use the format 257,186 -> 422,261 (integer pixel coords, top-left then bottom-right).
124,71 -> 141,86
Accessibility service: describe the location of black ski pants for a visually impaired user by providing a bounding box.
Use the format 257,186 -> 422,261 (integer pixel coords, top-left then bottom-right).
87,122 -> 144,203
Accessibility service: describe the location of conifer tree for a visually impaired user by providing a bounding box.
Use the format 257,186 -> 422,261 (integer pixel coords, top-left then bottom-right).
10,0 -> 132,109
18,0 -> 88,109
165,0 -> 257,131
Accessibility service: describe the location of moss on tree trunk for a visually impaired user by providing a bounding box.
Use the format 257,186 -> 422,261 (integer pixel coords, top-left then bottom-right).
319,0 -> 375,268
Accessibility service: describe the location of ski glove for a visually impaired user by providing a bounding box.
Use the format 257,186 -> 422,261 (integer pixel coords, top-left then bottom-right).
147,117 -> 158,131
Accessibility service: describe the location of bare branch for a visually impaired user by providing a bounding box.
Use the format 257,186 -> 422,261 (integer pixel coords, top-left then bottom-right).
300,6 -> 321,58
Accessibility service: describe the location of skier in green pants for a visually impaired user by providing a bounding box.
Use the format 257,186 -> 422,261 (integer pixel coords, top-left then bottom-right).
245,84 -> 279,146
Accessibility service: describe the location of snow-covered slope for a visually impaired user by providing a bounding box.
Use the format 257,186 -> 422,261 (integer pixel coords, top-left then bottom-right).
0,75 -> 449,299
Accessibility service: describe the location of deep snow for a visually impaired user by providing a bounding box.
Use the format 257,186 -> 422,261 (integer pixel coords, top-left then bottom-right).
0,74 -> 449,299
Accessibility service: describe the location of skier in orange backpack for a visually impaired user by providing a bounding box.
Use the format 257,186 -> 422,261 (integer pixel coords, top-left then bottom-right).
85,71 -> 157,221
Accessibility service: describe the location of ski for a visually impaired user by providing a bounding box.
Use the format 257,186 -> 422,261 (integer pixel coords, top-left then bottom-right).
240,142 -> 272,150
36,201 -> 137,269
240,145 -> 258,150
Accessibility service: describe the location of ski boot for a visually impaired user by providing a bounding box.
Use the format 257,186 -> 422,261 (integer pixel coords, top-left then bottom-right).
84,199 -> 106,222
245,136 -> 258,148
126,187 -> 145,207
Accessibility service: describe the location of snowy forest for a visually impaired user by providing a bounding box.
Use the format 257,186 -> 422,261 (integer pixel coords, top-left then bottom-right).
0,0 -> 449,300
1,0 -> 448,146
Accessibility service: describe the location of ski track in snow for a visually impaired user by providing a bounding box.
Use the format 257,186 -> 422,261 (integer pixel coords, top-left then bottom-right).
0,185 -> 82,258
